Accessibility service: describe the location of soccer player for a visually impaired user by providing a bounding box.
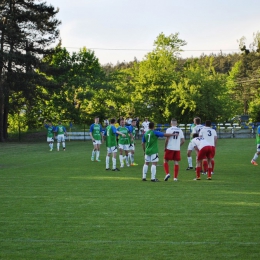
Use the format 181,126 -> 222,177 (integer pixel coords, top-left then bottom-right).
164,119 -> 185,181
104,118 -> 126,171
251,123 -> 260,165
89,116 -> 103,162
44,120 -> 55,151
142,122 -> 178,182
191,133 -> 214,180
187,117 -> 204,171
186,117 -> 197,170
127,119 -> 138,166
55,121 -> 67,151
199,120 -> 217,174
117,119 -> 131,167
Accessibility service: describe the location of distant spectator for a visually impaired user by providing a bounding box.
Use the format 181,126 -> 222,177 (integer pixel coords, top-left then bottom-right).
126,117 -> 132,126
117,116 -> 123,124
104,118 -> 109,127
142,117 -> 150,134
136,117 -> 140,131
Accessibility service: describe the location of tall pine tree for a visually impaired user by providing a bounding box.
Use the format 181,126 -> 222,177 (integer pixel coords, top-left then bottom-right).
0,0 -> 60,141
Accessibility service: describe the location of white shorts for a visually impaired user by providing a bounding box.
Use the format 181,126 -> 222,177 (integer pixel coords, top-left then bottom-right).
257,144 -> 260,152
187,142 -> 194,151
107,146 -> 118,154
145,153 -> 159,163
93,140 -> 101,145
128,143 -> 135,151
57,134 -> 65,142
47,137 -> 54,142
118,144 -> 130,151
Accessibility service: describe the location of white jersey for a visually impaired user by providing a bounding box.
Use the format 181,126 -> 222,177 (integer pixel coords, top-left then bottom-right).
166,126 -> 184,151
142,121 -> 150,132
199,127 -> 217,146
191,137 -> 210,150
192,124 -> 204,135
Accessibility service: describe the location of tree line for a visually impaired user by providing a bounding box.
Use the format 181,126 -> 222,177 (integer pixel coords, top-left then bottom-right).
1,0 -> 260,141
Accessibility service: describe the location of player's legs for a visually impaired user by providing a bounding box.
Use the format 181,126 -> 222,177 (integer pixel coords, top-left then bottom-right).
111,146 -> 118,170
129,144 -> 137,166
186,143 -> 194,169
95,142 -> 101,161
202,159 -> 208,174
112,152 -> 117,170
150,154 -> 159,181
61,135 -> 65,151
106,148 -> 111,169
151,162 -> 158,181
57,135 -> 61,151
91,141 -> 97,161
211,158 -> 215,173
163,149 -> 172,181
142,161 -> 149,180
118,145 -> 124,167
251,145 -> 260,165
47,137 -> 54,151
173,151 -> 181,180
195,160 -> 202,179
207,157 -> 213,179
124,150 -> 130,167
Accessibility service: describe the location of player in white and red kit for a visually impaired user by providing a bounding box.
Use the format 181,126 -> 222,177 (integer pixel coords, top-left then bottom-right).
199,120 -> 217,174
164,119 -> 185,181
191,133 -> 214,180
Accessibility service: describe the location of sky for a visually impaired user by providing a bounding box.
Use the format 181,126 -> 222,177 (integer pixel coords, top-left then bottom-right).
46,0 -> 260,65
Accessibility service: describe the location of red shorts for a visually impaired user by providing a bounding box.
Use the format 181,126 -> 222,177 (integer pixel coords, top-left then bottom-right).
164,149 -> 181,161
202,147 -> 215,159
197,146 -> 213,161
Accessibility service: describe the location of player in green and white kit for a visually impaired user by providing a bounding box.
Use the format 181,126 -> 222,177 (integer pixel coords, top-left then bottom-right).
44,120 -> 55,151
55,121 -> 67,151
127,119 -> 138,166
105,118 -> 126,171
251,124 -> 260,165
89,117 -> 103,162
142,122 -> 177,182
117,119 -> 131,167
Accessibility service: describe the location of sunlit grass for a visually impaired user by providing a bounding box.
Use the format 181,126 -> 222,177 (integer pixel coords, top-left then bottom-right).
0,139 -> 260,259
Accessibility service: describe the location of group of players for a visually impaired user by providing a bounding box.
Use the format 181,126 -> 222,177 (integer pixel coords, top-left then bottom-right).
44,120 -> 67,151
89,116 -> 217,182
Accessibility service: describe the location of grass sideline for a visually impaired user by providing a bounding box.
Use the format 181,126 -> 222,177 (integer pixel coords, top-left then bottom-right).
0,139 -> 260,259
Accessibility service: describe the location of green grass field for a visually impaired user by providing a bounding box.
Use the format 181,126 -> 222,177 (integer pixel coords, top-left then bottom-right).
0,138 -> 260,260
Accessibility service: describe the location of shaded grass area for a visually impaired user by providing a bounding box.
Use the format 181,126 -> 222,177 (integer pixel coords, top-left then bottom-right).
0,139 -> 260,259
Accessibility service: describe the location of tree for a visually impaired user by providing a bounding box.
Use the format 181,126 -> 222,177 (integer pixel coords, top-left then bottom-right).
42,46 -> 105,124
171,58 -> 231,122
131,32 -> 187,122
0,0 -> 60,140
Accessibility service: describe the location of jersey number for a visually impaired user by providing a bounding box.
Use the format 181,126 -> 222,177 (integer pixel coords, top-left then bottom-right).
172,131 -> 179,139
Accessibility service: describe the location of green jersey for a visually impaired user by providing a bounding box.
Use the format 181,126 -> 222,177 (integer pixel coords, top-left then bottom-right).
128,125 -> 135,144
106,125 -> 117,147
143,130 -> 163,155
256,126 -> 260,144
56,124 -> 66,135
117,126 -> 130,145
90,123 -> 102,140
45,124 -> 54,138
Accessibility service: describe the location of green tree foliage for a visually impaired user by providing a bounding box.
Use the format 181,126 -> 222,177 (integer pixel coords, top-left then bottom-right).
42,46 -> 105,124
0,0 -> 60,140
171,57 -> 231,122
227,53 -> 260,121
130,33 -> 186,122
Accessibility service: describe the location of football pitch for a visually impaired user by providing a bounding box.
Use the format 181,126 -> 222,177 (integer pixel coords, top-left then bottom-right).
0,138 -> 260,259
